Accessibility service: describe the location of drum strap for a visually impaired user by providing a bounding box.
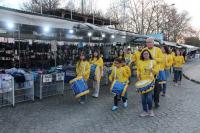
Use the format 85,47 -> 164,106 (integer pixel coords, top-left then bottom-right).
153,47 -> 156,58
114,67 -> 117,79
150,60 -> 153,78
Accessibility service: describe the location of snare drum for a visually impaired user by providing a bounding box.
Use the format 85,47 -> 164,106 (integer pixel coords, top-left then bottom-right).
110,80 -> 128,96
70,76 -> 90,98
157,70 -> 166,84
135,79 -> 155,94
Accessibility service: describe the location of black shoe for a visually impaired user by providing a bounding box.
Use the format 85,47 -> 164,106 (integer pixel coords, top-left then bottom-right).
155,104 -> 160,108
161,93 -> 165,97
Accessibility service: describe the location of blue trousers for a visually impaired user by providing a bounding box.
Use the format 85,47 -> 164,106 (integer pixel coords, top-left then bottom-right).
174,70 -> 182,83
141,91 -> 153,112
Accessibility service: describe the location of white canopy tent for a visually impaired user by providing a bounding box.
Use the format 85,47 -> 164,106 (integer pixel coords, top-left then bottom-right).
178,44 -> 199,52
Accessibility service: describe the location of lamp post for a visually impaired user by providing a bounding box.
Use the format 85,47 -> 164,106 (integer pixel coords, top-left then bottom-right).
88,32 -> 92,45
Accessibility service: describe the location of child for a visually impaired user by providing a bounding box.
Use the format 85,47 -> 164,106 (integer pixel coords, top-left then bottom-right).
76,52 -> 90,104
89,50 -> 104,98
109,58 -> 129,111
173,49 -> 185,86
137,49 -> 159,117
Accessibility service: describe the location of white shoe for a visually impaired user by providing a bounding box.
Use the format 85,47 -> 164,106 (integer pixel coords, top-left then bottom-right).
123,101 -> 128,108
140,111 -> 149,117
112,106 -> 118,111
92,93 -> 99,98
149,110 -> 155,117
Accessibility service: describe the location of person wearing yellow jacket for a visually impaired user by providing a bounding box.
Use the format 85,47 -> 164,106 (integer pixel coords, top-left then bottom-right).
76,52 -> 90,104
109,58 -> 130,111
132,46 -> 143,68
118,49 -> 125,59
160,46 -> 173,96
144,38 -> 164,108
173,49 -> 185,86
124,48 -> 133,66
136,49 -> 159,117
89,50 -> 104,98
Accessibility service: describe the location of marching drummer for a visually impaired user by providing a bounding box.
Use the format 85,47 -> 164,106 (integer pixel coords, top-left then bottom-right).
76,52 -> 91,104
109,58 -> 129,111
137,49 -> 159,117
89,50 -> 104,98
144,38 -> 164,108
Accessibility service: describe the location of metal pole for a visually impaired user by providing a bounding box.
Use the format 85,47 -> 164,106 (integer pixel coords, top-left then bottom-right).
18,24 -> 21,68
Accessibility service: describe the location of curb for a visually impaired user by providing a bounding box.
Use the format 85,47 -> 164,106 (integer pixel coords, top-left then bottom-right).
183,72 -> 200,84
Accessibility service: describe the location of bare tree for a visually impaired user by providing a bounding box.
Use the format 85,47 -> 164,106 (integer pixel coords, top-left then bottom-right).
22,0 -> 60,13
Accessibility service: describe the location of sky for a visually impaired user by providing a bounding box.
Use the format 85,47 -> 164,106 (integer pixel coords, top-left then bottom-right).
1,0 -> 199,29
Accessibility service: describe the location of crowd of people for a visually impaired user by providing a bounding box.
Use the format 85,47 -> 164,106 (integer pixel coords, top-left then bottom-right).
72,38 -> 185,117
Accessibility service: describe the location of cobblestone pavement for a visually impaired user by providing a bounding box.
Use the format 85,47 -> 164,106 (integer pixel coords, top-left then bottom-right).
184,59 -> 200,82
0,76 -> 200,133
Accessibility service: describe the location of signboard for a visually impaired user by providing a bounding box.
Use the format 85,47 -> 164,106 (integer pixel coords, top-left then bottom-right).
43,74 -> 52,83
56,73 -> 64,81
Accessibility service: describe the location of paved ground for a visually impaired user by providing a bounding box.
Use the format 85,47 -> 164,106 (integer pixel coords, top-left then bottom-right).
0,74 -> 200,133
184,59 -> 200,82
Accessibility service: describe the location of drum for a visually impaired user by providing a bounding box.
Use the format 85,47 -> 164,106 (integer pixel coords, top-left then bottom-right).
157,70 -> 166,84
69,76 -> 90,99
89,64 -> 97,80
110,80 -> 128,96
135,79 -> 155,94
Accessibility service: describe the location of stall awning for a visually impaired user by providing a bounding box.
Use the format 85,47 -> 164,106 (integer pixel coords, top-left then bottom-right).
178,44 -> 199,52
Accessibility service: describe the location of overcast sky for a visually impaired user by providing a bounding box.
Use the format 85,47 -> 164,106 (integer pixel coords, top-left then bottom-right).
1,0 -> 200,29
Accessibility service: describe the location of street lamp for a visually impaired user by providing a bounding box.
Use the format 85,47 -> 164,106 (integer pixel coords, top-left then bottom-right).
69,29 -> 74,34
102,33 -> 105,38
43,26 -> 50,33
88,32 -> 92,44
111,35 -> 115,39
7,22 -> 14,30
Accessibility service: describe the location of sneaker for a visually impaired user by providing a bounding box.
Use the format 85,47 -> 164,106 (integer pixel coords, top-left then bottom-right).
155,103 -> 160,108
112,106 -> 118,111
140,111 -> 149,117
161,93 -> 165,97
149,110 -> 155,117
174,83 -> 178,86
123,101 -> 128,108
92,94 -> 98,98
79,101 -> 85,105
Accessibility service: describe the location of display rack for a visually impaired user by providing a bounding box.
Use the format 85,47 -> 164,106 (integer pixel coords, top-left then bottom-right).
34,72 -> 64,99
14,73 -> 34,104
0,74 -> 14,107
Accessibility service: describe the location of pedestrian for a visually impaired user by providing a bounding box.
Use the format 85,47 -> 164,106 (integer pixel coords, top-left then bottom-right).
89,50 -> 104,98
109,58 -> 130,111
161,46 -> 173,96
173,49 -> 185,86
136,49 -> 159,117
125,47 -> 133,66
76,52 -> 91,104
144,38 -> 164,108
118,49 -> 125,59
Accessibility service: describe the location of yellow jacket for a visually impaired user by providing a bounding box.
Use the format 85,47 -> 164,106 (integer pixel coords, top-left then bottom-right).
173,56 -> 185,68
76,61 -> 90,80
144,47 -> 164,71
90,57 -> 104,81
132,51 -> 141,66
137,60 -> 159,80
109,66 -> 128,83
125,53 -> 133,65
167,54 -> 174,68
160,54 -> 173,70
122,65 -> 131,81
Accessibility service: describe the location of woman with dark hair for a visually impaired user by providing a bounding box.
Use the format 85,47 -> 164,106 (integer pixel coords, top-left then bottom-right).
89,50 -> 104,98
173,49 -> 185,86
160,46 -> 173,96
137,49 -> 159,117
76,51 -> 91,104
118,49 -> 125,59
